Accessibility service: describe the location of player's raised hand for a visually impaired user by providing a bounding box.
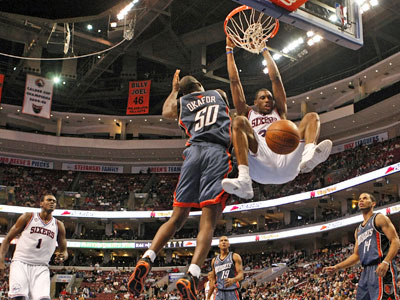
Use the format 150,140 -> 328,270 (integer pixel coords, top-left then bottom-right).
322,266 -> 338,274
172,69 -> 180,92
226,36 -> 236,49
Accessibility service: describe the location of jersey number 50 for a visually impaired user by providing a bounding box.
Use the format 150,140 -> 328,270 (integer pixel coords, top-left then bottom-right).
194,105 -> 219,131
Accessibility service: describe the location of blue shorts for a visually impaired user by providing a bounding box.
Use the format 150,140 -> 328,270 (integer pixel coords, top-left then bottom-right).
173,143 -> 232,209
216,289 -> 241,300
357,263 -> 400,300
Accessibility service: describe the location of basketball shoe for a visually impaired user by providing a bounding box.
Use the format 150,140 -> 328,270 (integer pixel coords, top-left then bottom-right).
299,140 -> 333,173
221,176 -> 254,199
176,273 -> 199,300
128,257 -> 152,296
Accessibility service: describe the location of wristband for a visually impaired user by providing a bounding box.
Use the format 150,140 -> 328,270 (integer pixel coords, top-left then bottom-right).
262,47 -> 268,52
226,50 -> 233,55
382,261 -> 390,266
226,46 -> 234,51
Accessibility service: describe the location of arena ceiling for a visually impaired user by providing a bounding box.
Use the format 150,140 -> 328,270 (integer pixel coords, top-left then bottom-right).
0,0 -> 399,116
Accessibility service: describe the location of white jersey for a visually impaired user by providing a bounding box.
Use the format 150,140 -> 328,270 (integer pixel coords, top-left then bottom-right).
248,107 -> 281,139
13,213 -> 58,266
247,107 -> 305,184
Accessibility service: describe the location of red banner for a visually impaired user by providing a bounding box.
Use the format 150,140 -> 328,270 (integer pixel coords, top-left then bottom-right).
0,74 -> 4,104
270,0 -> 308,11
126,80 -> 151,115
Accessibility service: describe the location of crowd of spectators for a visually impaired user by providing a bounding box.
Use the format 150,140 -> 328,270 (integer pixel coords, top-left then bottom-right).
1,137 -> 399,213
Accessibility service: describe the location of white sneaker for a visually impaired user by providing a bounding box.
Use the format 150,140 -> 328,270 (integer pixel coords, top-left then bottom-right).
221,177 -> 254,199
300,140 -> 333,173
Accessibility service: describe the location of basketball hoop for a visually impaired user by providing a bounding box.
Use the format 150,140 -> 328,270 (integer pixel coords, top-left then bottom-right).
224,5 -> 279,54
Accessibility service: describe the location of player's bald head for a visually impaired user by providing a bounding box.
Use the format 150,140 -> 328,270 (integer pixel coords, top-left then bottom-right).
179,75 -> 204,95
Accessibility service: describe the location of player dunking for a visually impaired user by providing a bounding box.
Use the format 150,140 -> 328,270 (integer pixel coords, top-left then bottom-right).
208,236 -> 243,300
324,192 -> 400,300
222,38 -> 332,199
0,194 -> 68,300
128,70 -> 232,300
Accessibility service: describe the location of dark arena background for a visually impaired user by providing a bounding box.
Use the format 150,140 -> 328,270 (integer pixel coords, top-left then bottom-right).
0,0 -> 400,299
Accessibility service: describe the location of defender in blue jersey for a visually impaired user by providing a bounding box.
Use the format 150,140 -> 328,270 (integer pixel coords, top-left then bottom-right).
128,70 -> 232,300
324,193 -> 400,300
208,236 -> 243,300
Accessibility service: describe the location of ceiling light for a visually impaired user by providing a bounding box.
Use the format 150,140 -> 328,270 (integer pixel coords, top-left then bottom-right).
117,0 -> 139,20
129,119 -> 132,122
98,29 -> 102,33
82,117 -> 85,120
160,118 -> 163,121
292,100 -> 295,103
306,31 -> 314,37
87,24 -> 93,30
17,109 -> 20,112
144,119 -> 147,122
320,92 -> 323,95
262,60 -> 267,66
282,47 -> 289,54
334,87 -> 337,90
62,81 -> 66,85
389,62 -> 392,66
98,118 -> 101,121
263,67 -> 269,74
13,67 -> 16,70
272,53 -> 282,60
333,125 -> 336,128
313,35 -> 322,42
361,3 -> 370,11
307,39 -> 315,46
375,69 -> 378,72
110,22 -> 117,28
0,107 -> 2,110
364,75 -> 367,78
370,0 -> 378,6
352,120 -> 355,123
306,96 -> 310,100
66,116 -> 69,119
53,76 -> 61,84
50,114 -> 53,117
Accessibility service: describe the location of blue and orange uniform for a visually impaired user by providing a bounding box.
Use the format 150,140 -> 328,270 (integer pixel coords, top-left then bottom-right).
214,252 -> 241,300
357,213 -> 399,300
174,89 -> 232,209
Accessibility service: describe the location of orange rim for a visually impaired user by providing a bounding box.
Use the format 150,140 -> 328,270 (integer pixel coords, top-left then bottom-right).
224,5 -> 279,41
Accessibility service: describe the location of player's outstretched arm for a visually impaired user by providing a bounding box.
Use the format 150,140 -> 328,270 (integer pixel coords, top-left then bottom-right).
374,214 -> 400,277
226,37 -> 249,116
162,69 -> 180,119
225,253 -> 244,287
55,220 -> 68,264
323,229 -> 360,274
0,213 -> 32,269
261,47 -> 287,119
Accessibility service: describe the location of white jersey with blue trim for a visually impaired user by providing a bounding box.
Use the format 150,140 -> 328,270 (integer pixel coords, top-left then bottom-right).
12,213 -> 58,266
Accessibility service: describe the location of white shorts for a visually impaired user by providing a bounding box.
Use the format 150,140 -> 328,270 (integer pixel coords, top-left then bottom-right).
248,131 -> 305,184
9,260 -> 50,300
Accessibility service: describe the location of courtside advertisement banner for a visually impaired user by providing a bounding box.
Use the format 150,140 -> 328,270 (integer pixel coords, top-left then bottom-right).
0,155 -> 53,169
22,74 -> 53,119
62,163 -> 123,173
0,74 -> 4,104
126,80 -> 151,115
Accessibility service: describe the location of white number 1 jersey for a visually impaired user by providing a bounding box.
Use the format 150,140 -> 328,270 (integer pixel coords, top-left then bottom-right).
12,213 -> 58,266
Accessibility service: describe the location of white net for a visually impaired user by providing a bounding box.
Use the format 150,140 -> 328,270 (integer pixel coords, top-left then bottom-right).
225,6 -> 279,54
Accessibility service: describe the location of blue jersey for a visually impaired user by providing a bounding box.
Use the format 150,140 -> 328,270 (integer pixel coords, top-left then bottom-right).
214,252 -> 239,291
179,90 -> 231,148
357,213 -> 390,266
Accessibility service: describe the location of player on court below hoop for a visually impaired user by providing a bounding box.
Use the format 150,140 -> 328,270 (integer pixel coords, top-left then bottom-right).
323,192 -> 400,300
0,194 -> 68,300
222,37 -> 332,199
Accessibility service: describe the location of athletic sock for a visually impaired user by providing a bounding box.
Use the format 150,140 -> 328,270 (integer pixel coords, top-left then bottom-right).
188,264 -> 201,278
238,165 -> 250,180
142,250 -> 156,263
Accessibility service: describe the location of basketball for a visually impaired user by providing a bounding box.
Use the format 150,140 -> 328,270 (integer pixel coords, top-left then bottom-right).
265,120 -> 300,154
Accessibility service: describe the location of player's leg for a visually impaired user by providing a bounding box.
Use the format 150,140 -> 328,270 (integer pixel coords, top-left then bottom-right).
221,116 -> 256,199
9,261 -> 29,300
298,112 -> 332,173
128,206 -> 191,296
176,203 -> 223,300
29,265 -> 51,300
357,267 -> 373,300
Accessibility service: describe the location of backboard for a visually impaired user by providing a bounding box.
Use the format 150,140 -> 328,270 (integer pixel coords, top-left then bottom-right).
232,0 -> 363,50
